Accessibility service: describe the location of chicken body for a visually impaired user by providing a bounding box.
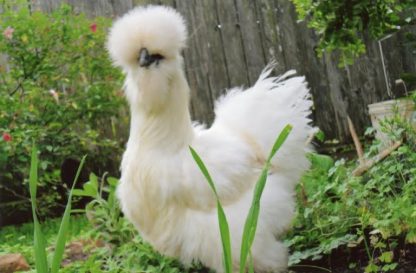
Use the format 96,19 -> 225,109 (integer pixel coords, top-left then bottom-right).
107,5 -> 312,273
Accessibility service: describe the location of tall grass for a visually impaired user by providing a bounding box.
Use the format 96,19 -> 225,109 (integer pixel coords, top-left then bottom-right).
190,124 -> 292,273
190,147 -> 233,273
28,145 -> 86,273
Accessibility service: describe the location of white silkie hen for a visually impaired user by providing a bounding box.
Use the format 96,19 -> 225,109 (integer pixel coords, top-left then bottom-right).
107,5 -> 312,273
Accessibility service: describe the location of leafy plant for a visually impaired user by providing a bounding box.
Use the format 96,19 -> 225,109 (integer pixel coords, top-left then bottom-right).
286,114 -> 416,272
0,0 -> 127,220
72,173 -> 133,244
28,145 -> 86,272
190,124 -> 293,273
291,0 -> 416,65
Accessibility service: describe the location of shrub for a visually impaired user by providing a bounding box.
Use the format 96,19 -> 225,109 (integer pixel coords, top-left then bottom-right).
0,1 -> 127,220
291,0 -> 416,65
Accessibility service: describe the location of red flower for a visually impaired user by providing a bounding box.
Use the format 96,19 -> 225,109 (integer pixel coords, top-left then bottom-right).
90,23 -> 97,33
2,132 -> 12,142
3,26 -> 14,40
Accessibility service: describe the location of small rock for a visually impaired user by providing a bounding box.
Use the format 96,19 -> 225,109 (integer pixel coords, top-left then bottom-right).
61,239 -> 107,267
0,253 -> 30,273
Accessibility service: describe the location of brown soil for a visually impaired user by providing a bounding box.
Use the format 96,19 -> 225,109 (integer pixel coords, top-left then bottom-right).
289,243 -> 416,273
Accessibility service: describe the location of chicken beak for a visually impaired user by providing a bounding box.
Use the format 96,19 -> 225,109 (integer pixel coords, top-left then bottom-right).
138,48 -> 151,67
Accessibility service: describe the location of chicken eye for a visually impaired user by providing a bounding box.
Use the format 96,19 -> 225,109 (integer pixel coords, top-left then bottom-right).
138,48 -> 165,67
151,53 -> 165,63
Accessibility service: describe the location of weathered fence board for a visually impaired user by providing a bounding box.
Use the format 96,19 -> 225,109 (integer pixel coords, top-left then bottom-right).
235,0 -> 267,85
215,0 -> 249,87
256,0 -> 286,74
34,0 -> 416,142
194,0 -> 229,101
32,0 -> 133,17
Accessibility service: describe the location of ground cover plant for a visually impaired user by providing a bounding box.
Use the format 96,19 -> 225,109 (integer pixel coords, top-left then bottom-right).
0,0 -> 127,223
286,108 -> 416,272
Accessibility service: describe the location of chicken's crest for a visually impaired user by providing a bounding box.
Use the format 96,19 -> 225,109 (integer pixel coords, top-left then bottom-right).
107,5 -> 187,70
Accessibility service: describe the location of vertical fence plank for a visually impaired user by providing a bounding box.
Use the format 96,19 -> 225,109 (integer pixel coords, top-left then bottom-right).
32,0 -> 133,17
197,0 -> 229,99
133,0 -> 156,6
176,0 -> 215,123
215,0 -> 249,88
255,0 -> 286,73
290,19 -> 337,140
235,0 -> 266,85
274,0 -> 301,70
159,0 -> 176,7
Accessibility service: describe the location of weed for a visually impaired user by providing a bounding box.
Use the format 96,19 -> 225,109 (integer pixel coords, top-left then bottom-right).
190,124 -> 293,273
28,145 -> 85,273
286,114 -> 416,272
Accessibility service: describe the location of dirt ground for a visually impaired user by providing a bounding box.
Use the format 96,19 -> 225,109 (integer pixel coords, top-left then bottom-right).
289,243 -> 416,273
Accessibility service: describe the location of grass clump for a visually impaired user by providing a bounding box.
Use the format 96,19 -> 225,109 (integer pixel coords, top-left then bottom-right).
190,124 -> 293,273
28,145 -> 86,273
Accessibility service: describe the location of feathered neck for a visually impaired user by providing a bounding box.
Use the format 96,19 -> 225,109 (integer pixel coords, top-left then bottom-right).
127,68 -> 194,153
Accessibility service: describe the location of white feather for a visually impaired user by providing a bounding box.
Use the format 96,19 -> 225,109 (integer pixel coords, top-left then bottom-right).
108,5 -> 313,273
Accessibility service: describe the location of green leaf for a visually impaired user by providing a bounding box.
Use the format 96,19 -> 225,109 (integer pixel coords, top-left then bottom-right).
189,147 -> 217,195
308,153 -> 334,172
379,251 -> 393,263
73,173 -> 99,198
29,145 -> 48,273
365,262 -> 379,273
217,203 -> 233,273
240,125 -> 292,273
107,177 -> 119,187
51,155 -> 87,273
190,147 -> 233,273
268,125 -> 293,160
382,263 -> 397,271
72,189 -> 92,197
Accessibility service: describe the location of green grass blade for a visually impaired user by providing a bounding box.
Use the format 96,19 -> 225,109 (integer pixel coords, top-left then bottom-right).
239,169 -> 267,273
240,125 -> 292,273
248,250 -> 254,273
189,147 -> 218,195
29,146 -> 38,205
51,155 -> 87,273
217,202 -> 233,273
190,147 -> 233,273
29,145 -> 48,273
268,124 -> 293,160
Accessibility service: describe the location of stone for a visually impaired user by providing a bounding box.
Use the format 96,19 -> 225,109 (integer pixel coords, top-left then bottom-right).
0,253 -> 30,273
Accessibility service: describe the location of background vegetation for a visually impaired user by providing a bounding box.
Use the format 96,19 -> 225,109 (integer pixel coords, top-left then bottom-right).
287,114 -> 416,272
291,0 -> 416,66
0,1 -> 127,223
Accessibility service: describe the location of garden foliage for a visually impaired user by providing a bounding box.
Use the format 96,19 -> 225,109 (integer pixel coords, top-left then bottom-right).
286,109 -> 416,272
28,145 -> 85,273
0,1 -> 127,219
291,0 -> 416,65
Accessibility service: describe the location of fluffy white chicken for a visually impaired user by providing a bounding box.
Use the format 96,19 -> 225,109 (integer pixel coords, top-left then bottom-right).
107,5 -> 312,273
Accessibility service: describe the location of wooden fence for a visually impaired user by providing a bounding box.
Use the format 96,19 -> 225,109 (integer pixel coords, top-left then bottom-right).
33,0 -> 416,142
